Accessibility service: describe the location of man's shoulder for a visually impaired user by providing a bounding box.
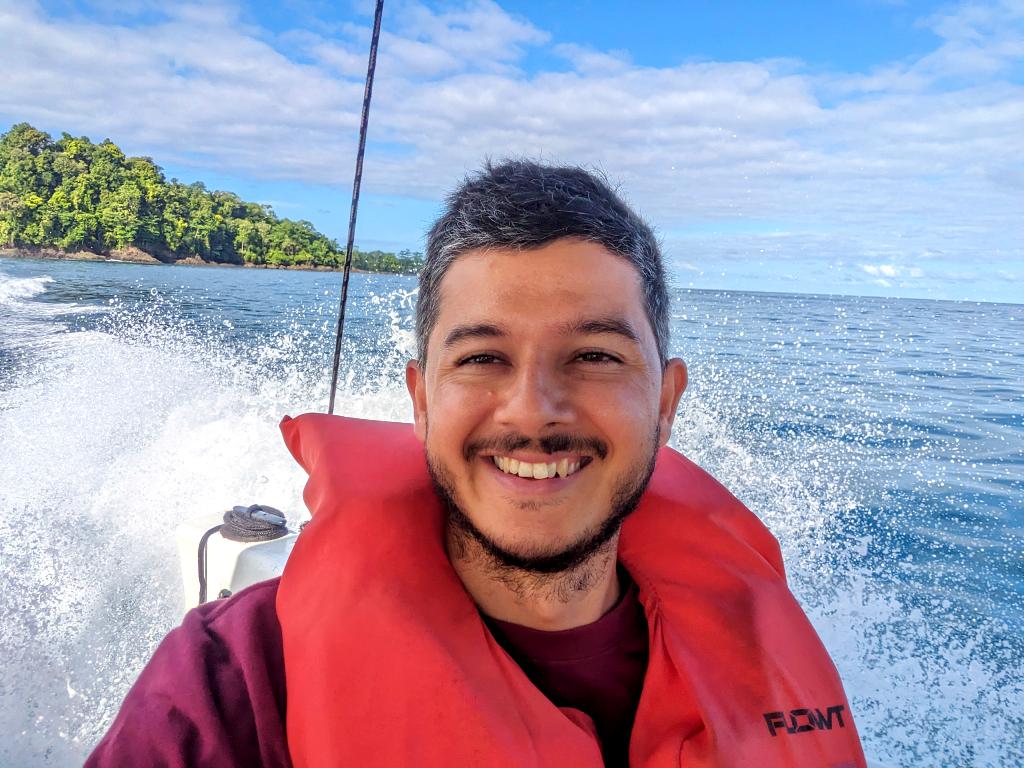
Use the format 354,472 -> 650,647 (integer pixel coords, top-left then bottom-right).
190,576 -> 282,643
133,576 -> 284,687
85,577 -> 289,767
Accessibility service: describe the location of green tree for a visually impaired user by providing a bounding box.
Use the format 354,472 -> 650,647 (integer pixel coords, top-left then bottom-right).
0,123 -> 416,273
99,182 -> 143,248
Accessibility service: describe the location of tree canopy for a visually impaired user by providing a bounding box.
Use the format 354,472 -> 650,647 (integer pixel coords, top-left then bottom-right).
0,123 -> 423,274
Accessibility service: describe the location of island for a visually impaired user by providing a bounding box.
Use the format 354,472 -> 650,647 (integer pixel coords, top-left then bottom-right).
0,123 -> 423,274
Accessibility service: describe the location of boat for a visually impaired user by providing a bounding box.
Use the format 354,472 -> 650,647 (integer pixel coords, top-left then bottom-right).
175,0 -> 384,613
177,505 -> 296,612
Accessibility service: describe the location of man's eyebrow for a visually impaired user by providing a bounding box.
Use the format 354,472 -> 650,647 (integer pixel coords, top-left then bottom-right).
560,316 -> 642,343
443,323 -> 506,348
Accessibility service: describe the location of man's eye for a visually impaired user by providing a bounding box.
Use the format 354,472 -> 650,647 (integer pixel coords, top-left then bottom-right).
457,353 -> 499,365
576,351 -> 620,364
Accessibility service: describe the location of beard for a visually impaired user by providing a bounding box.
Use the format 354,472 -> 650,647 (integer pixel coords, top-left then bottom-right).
426,425 -> 661,577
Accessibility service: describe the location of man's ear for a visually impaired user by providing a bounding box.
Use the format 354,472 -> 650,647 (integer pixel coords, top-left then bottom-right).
657,358 -> 688,446
405,359 -> 428,442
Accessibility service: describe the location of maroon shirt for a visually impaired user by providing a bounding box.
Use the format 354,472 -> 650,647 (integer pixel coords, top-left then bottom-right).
87,576 -> 649,767
86,579 -> 291,768
483,576 -> 649,766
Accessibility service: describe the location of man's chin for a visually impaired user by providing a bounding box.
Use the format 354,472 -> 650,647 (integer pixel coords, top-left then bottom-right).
425,430 -> 659,577
447,506 -> 622,575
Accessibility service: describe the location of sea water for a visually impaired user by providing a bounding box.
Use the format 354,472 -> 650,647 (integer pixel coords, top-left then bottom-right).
0,257 -> 1020,767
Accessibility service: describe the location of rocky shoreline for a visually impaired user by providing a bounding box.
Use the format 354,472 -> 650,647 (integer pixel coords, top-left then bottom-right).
0,246 -> 371,273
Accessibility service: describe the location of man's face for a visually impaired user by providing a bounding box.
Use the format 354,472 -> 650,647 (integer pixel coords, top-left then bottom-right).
406,239 -> 687,571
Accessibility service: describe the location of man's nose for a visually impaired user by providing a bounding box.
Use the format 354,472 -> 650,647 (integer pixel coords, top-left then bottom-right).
493,363 -> 572,432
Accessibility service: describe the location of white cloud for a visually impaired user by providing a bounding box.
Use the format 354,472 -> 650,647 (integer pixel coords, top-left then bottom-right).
860,263 -> 926,278
553,43 -> 632,74
382,0 -> 548,77
865,264 -> 893,277
919,0 -> 1024,77
0,0 -> 1022,299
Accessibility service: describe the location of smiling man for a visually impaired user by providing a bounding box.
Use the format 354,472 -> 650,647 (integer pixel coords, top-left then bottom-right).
88,160 -> 867,768
413,236 -> 686,631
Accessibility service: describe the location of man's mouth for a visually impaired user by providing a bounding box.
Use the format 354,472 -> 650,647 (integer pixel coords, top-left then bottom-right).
490,455 -> 592,479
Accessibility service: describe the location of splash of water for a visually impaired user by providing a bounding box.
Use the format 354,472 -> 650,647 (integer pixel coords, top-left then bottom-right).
0,265 -> 1020,766
0,274 -> 53,303
0,270 -> 413,762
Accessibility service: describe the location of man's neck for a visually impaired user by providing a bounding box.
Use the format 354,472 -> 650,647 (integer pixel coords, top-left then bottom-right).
445,527 -> 623,631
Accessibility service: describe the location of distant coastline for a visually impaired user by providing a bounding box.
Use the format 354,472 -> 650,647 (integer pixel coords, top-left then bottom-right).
0,123 -> 423,276
0,245 -> 378,273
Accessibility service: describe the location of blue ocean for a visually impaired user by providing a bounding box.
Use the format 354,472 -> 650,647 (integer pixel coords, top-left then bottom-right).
0,257 -> 1020,766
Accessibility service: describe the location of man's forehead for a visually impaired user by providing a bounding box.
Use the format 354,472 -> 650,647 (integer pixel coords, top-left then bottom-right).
436,240 -> 644,305
430,241 -> 656,351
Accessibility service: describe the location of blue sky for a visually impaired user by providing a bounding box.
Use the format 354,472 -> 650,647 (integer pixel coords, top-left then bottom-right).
2,0 -> 1022,302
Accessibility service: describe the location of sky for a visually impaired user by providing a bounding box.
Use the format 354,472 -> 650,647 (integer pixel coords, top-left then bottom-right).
1,0 -> 1022,302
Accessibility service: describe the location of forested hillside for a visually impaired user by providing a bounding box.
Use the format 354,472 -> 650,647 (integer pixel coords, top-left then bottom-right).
0,123 -> 422,273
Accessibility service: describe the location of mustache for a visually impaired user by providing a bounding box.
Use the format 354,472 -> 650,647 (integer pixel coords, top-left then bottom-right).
464,432 -> 608,461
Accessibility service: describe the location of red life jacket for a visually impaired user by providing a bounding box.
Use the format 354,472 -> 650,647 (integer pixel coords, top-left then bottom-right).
277,414 -> 866,768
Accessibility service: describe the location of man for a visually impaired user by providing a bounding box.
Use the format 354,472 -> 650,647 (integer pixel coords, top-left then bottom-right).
88,160 -> 866,767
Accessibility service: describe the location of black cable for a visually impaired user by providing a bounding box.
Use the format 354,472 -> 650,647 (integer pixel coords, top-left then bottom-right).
328,0 -> 385,415
197,524 -> 222,605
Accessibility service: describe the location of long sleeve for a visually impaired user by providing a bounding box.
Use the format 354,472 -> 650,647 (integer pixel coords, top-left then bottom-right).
86,579 -> 291,768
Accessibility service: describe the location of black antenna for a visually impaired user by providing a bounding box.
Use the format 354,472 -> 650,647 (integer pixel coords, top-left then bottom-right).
328,0 -> 384,414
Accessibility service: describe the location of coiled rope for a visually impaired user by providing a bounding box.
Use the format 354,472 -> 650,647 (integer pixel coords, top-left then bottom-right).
197,504 -> 288,604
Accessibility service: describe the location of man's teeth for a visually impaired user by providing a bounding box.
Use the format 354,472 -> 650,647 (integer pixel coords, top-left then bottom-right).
492,456 -> 582,479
